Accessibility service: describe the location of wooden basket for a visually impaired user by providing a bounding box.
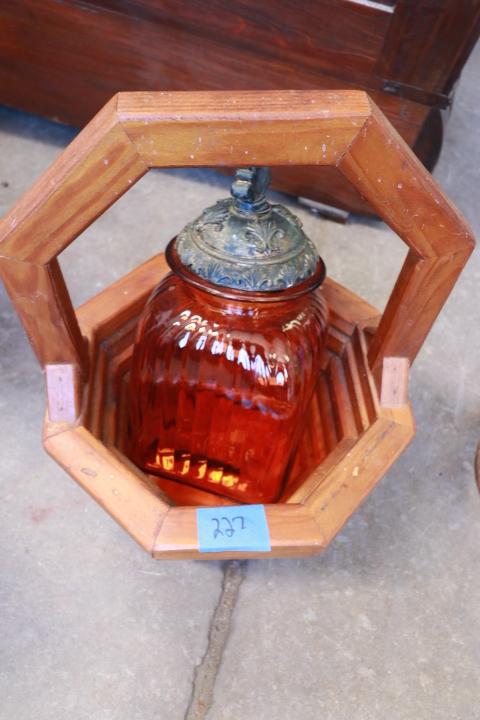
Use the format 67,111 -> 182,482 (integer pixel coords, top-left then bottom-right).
0,90 -> 474,559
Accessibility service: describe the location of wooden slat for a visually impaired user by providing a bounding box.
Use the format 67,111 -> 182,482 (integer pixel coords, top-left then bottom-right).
326,326 -> 351,356
317,374 -> 339,453
0,256 -> 89,371
287,437 -> 357,505
305,411 -> 413,544
0,97 -> 148,264
352,328 -> 380,424
44,426 -> 169,552
326,356 -> 359,440
339,101 -> 475,376
85,344 -> 108,439
153,504 -> 325,560
106,445 -> 172,505
0,96 -> 147,376
102,345 -> 134,444
322,276 -> 381,328
118,90 -> 370,168
343,342 -> 371,433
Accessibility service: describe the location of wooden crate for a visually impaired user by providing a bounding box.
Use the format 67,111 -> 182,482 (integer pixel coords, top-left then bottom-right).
0,90 -> 474,559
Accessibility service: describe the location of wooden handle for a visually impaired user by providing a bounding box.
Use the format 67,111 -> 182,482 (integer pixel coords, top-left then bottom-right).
0,90 -> 474,388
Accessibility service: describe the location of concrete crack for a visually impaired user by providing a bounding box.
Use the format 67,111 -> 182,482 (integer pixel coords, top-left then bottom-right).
184,560 -> 246,720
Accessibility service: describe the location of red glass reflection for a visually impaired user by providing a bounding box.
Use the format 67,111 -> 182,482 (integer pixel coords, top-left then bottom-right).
128,243 -> 328,503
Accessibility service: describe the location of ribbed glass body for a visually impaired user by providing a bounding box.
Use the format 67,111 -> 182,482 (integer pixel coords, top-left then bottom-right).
128,244 -> 328,503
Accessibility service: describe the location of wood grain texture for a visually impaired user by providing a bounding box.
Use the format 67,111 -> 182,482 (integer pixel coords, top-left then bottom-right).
321,277 -> 381,331
304,411 -> 413,544
1,89 -> 473,386
0,1 -> 392,123
153,504 -> 325,560
1,1 -> 478,214
44,426 -> 169,552
0,97 -> 148,263
376,0 -> 480,96
0,95 -> 147,376
0,256 -> 88,372
1,89 -> 474,559
117,89 -> 370,167
339,101 -> 475,377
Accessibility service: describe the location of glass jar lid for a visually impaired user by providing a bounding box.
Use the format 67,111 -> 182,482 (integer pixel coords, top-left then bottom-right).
174,167 -> 321,292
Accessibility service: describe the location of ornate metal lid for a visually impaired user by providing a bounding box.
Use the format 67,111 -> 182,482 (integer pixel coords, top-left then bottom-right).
174,167 -> 321,292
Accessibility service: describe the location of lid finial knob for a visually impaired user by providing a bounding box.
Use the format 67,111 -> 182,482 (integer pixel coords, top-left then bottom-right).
231,167 -> 271,214
174,165 -> 321,291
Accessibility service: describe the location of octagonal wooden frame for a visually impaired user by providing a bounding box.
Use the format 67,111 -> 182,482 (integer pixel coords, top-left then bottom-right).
0,90 -> 474,559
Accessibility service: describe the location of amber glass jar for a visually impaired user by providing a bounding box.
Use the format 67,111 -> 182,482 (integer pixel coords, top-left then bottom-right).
129,243 -> 328,503
129,167 -> 329,503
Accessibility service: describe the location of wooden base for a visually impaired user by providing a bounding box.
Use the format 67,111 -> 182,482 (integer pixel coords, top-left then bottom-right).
43,253 -> 415,559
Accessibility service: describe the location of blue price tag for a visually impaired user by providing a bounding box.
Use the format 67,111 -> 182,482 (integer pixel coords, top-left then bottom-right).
197,504 -> 271,553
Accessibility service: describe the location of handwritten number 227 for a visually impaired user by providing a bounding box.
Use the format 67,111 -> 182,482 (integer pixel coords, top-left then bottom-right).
212,515 -> 246,539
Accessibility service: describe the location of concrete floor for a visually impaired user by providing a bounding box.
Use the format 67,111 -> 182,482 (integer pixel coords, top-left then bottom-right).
1,47 -> 479,720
